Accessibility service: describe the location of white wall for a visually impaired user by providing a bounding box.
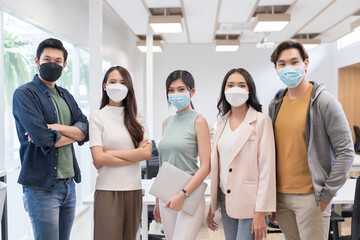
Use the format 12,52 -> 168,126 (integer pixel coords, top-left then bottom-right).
152,43 -> 285,141
0,0 -> 146,112
306,42 -> 338,97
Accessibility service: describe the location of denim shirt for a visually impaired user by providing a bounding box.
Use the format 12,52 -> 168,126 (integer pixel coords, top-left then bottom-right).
13,75 -> 89,191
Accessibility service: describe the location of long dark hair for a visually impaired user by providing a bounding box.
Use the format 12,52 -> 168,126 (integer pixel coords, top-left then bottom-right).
217,68 -> 262,116
100,66 -> 144,147
165,70 -> 195,109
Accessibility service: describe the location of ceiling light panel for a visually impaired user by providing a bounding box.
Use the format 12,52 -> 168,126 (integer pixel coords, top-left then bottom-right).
258,0 -> 295,6
300,0 -> 360,33
351,18 -> 360,31
215,40 -> 240,52
253,14 -> 290,32
149,15 -> 183,33
183,0 -> 218,43
162,19 -> 188,43
136,40 -> 163,53
144,0 -> 181,8
295,38 -> 321,50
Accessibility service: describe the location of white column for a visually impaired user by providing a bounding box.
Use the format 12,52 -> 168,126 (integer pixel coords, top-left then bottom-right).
72,45 -> 80,102
89,0 -> 102,192
89,0 -> 102,112
0,8 -> 5,170
146,26 -> 154,138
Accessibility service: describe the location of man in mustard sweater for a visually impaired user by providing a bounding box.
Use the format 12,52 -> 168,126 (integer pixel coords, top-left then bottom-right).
268,40 -> 354,240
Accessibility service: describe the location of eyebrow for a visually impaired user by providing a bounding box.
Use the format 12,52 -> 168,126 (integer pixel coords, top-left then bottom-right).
227,81 -> 247,84
43,55 -> 63,61
277,57 -> 300,62
108,78 -> 124,81
169,85 -> 186,89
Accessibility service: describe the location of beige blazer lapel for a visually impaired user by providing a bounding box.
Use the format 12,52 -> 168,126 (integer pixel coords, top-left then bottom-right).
229,106 -> 257,164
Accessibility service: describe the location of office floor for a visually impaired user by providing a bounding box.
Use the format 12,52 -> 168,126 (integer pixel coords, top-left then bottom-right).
70,205 -> 353,240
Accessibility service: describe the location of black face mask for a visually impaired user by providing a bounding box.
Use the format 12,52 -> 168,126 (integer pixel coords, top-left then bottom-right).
39,62 -> 63,82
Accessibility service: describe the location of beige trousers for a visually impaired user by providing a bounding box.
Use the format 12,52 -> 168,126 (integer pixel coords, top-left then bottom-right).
276,193 -> 331,240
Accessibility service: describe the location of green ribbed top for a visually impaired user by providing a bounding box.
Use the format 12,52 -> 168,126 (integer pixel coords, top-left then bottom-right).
158,109 -> 199,175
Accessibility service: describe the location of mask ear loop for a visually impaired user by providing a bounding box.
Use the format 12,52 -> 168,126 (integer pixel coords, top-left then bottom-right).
188,88 -> 195,109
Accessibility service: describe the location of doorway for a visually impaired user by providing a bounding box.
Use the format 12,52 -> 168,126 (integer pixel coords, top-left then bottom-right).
338,62 -> 360,141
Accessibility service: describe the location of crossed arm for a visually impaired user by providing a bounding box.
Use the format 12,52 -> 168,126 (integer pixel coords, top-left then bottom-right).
90,139 -> 152,169
26,124 -> 86,148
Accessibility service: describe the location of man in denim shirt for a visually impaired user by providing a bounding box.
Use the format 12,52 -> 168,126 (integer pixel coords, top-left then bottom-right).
12,38 -> 88,240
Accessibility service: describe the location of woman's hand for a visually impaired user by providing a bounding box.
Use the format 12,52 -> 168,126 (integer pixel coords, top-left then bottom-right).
252,212 -> 267,240
138,139 -> 150,148
206,206 -> 219,231
165,192 -> 186,211
153,199 -> 162,223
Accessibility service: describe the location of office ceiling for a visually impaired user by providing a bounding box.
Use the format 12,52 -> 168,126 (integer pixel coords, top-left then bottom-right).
105,0 -> 360,45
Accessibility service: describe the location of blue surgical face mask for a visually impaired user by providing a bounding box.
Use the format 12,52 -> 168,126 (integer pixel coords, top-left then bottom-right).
277,65 -> 305,88
168,92 -> 191,110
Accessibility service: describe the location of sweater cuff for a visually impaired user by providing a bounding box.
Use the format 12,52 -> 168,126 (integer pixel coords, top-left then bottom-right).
320,189 -> 333,205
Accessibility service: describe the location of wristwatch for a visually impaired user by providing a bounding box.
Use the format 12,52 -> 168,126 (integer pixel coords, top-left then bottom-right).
182,189 -> 190,197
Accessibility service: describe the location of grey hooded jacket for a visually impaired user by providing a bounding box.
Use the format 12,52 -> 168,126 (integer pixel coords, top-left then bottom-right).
268,81 -> 355,204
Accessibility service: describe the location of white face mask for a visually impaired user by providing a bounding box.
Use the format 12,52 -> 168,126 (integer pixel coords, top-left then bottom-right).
106,84 -> 128,103
225,87 -> 249,107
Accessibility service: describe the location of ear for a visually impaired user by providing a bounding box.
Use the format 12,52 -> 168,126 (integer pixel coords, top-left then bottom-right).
190,88 -> 196,98
63,61 -> 67,69
34,57 -> 40,67
274,65 -> 279,75
103,83 -> 107,92
304,59 -> 309,73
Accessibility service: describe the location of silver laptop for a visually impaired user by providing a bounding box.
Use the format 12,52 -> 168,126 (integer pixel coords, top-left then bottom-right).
149,162 -> 207,216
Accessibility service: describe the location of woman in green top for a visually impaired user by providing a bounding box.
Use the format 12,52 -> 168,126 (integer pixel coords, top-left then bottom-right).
153,70 -> 211,240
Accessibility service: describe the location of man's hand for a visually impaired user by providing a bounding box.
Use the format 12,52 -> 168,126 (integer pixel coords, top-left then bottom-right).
25,132 -> 32,143
319,199 -> 328,212
268,212 -> 278,226
47,124 -> 62,131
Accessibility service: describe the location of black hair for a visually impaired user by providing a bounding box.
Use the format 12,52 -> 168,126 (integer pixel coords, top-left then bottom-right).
270,40 -> 309,65
165,70 -> 195,109
217,68 -> 262,116
36,38 -> 68,62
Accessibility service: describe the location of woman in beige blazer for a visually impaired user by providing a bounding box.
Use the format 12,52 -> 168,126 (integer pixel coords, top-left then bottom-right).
206,68 -> 276,240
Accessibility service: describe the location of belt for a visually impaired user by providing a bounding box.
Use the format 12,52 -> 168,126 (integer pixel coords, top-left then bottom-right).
57,177 -> 73,182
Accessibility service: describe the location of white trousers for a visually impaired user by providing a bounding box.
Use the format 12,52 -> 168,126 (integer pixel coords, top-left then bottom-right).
159,197 -> 205,240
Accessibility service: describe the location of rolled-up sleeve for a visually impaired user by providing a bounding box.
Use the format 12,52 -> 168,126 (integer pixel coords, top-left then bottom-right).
13,88 -> 59,155
70,95 -> 89,146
